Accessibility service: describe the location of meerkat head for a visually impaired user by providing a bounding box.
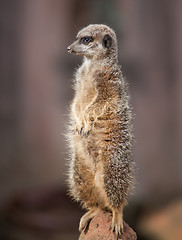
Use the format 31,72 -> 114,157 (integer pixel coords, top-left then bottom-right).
67,24 -> 118,59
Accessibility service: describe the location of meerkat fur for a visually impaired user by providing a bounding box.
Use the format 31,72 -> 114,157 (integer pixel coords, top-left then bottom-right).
67,24 -> 134,238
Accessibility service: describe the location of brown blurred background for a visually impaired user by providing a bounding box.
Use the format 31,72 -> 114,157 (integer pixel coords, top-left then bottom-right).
0,0 -> 182,239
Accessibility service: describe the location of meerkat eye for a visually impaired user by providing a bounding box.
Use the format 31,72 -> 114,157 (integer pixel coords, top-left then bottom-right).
80,36 -> 93,45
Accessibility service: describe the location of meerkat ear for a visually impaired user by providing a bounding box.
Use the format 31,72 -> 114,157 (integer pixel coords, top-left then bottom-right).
102,34 -> 112,48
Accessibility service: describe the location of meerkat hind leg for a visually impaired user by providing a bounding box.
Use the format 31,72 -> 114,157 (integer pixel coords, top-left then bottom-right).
79,208 -> 100,232
111,208 -> 124,237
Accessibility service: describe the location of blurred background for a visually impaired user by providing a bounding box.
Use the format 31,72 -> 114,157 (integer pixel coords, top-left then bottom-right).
0,0 -> 182,239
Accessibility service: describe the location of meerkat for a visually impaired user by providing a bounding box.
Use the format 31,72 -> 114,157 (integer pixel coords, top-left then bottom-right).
67,24 -> 134,238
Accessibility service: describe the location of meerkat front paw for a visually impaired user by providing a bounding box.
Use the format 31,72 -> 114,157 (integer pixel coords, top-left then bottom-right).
76,123 -> 91,136
75,117 -> 94,137
82,122 -> 93,136
75,121 -> 84,135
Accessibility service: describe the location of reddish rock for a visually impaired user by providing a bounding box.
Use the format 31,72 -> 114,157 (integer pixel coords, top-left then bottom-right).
79,211 -> 137,240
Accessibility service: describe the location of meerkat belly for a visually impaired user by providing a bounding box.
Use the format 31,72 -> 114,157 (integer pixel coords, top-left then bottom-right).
73,134 -> 109,208
94,162 -> 110,208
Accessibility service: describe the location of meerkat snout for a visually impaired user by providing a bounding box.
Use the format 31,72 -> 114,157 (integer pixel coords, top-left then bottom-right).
67,24 -> 118,59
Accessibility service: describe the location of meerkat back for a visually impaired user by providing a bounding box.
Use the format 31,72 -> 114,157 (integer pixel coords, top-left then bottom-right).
67,24 -> 134,238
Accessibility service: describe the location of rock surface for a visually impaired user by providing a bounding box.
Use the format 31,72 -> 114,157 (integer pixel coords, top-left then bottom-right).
79,211 -> 137,240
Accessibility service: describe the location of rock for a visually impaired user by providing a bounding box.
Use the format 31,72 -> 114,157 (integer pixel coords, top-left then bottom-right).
79,211 -> 137,240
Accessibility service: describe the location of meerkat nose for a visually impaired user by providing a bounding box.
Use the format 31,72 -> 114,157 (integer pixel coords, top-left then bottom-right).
67,46 -> 72,52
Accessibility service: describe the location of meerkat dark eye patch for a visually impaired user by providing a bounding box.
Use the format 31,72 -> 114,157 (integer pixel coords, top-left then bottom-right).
80,36 -> 93,45
102,34 -> 112,48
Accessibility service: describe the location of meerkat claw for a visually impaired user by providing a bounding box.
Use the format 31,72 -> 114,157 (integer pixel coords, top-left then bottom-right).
79,127 -> 83,135
84,130 -> 89,136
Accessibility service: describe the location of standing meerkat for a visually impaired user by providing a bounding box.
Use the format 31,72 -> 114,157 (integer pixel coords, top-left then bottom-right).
67,24 -> 134,237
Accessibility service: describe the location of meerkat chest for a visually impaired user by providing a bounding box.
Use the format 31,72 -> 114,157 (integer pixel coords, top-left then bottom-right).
73,59 -> 97,113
